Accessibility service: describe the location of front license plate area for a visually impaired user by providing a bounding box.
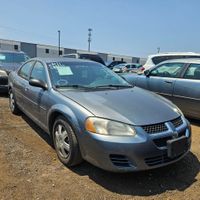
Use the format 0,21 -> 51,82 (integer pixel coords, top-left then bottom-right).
167,136 -> 188,158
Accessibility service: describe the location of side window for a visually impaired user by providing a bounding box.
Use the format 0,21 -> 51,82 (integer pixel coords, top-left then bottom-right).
126,65 -> 130,69
131,64 -> 136,68
183,64 -> 200,80
18,61 -> 35,80
150,63 -> 184,78
30,62 -> 47,83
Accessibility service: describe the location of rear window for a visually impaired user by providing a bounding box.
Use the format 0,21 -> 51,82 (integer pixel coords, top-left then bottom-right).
152,55 -> 200,65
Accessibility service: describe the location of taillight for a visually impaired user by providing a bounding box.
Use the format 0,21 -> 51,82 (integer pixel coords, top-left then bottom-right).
140,67 -> 145,71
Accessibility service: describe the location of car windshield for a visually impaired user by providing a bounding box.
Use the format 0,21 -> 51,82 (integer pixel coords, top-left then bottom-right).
0,52 -> 28,63
47,61 -> 131,89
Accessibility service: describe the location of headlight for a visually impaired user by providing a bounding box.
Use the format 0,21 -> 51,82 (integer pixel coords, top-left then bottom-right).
85,117 -> 136,136
0,70 -> 7,76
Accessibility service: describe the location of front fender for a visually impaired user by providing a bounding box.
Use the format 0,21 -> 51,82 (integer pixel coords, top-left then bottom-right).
47,104 -> 84,136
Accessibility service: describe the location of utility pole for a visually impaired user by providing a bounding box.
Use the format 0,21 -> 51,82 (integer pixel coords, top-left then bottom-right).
58,30 -> 61,56
88,28 -> 92,52
157,47 -> 160,53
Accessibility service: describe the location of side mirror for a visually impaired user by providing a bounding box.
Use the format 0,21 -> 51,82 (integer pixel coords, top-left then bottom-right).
29,78 -> 47,90
144,70 -> 150,77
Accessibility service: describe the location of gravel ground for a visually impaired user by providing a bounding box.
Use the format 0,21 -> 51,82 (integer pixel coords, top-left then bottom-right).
0,94 -> 199,200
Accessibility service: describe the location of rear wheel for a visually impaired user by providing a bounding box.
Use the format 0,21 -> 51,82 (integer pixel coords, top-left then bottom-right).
52,116 -> 82,166
9,89 -> 20,115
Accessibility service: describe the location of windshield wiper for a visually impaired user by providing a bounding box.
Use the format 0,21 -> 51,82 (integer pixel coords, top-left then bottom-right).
94,84 -> 133,89
55,84 -> 133,90
55,84 -> 91,89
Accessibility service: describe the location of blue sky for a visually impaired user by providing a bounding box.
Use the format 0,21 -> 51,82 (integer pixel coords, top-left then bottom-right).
0,0 -> 199,57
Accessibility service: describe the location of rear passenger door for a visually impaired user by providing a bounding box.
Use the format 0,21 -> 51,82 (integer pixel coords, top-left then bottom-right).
138,63 -> 185,101
15,60 -> 35,109
173,63 -> 200,118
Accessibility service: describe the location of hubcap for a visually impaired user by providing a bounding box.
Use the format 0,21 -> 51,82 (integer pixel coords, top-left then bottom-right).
54,124 -> 70,158
9,92 -> 15,111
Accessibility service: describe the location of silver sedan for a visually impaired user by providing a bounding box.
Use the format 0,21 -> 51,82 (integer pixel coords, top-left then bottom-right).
8,57 -> 191,172
122,59 -> 200,119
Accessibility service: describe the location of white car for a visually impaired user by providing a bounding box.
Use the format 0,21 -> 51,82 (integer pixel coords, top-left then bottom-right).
143,52 -> 200,70
113,63 -> 144,73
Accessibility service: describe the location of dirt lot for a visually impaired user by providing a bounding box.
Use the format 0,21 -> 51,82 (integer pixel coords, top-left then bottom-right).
0,94 -> 199,200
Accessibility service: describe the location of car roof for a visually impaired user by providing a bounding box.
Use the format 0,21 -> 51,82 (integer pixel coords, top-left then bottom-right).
159,58 -> 200,65
29,57 -> 100,64
148,52 -> 200,58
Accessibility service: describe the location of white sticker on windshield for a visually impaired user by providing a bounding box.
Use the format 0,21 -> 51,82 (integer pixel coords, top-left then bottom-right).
57,66 -> 73,75
49,62 -> 73,75
0,54 -> 6,60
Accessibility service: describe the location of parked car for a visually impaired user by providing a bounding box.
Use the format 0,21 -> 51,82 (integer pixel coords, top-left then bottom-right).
62,53 -> 105,65
143,52 -> 200,70
113,63 -> 144,73
0,50 -> 29,91
122,59 -> 200,119
106,61 -> 126,70
8,57 -> 191,172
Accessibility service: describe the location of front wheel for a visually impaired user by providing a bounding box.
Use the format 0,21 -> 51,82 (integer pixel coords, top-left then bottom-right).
9,89 -> 20,115
52,116 -> 82,167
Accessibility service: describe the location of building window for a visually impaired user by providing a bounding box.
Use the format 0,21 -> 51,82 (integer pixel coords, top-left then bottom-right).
14,45 -> 19,50
45,49 -> 49,54
59,50 -> 63,55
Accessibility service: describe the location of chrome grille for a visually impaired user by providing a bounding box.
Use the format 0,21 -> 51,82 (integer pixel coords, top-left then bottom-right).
171,117 -> 183,128
142,123 -> 168,134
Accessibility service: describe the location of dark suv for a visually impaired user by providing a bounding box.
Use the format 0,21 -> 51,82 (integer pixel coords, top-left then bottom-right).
62,53 -> 105,65
0,50 -> 29,92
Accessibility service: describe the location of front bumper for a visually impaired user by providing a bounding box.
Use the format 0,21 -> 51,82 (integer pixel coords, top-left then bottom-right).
80,116 -> 191,172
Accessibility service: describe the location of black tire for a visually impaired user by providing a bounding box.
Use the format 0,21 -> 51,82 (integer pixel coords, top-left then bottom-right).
52,116 -> 82,167
9,89 -> 20,115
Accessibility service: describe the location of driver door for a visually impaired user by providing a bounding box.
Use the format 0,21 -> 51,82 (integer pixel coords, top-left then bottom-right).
146,63 -> 185,100
24,61 -> 49,126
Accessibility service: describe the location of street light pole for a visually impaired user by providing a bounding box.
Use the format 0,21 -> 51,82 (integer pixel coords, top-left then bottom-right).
58,30 -> 61,56
88,28 -> 92,52
157,47 -> 160,53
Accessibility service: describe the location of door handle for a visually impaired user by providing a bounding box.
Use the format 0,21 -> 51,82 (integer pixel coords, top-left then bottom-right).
164,81 -> 173,84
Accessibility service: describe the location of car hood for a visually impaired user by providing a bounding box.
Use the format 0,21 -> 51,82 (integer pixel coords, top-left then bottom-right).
0,62 -> 21,72
60,87 -> 179,126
